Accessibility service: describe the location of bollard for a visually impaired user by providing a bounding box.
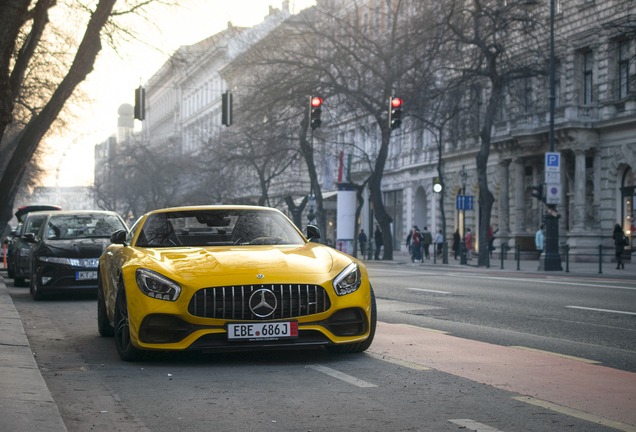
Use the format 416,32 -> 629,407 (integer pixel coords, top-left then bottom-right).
565,244 -> 569,273
443,242 -> 448,264
516,244 -> 521,271
599,244 -> 603,274
501,244 -> 505,270
433,243 -> 437,264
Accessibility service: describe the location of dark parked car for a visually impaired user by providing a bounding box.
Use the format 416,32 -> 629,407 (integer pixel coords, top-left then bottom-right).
5,205 -> 61,282
27,210 -> 127,300
11,211 -> 55,286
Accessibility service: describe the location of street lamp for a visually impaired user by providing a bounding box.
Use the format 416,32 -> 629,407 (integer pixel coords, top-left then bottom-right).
459,165 -> 468,265
526,0 -> 562,270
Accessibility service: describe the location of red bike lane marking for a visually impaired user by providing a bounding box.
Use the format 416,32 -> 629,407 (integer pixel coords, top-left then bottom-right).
370,322 -> 636,426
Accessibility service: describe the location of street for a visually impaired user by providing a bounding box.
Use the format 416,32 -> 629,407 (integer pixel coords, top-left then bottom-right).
4,263 -> 636,432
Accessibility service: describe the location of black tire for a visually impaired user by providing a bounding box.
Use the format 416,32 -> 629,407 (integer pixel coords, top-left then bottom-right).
97,274 -> 114,337
14,277 -> 27,287
7,263 -> 15,279
114,282 -> 145,361
327,287 -> 377,354
29,272 -> 43,301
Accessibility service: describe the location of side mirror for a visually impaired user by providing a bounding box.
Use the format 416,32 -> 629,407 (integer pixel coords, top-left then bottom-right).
23,233 -> 36,243
110,229 -> 127,245
306,225 -> 321,242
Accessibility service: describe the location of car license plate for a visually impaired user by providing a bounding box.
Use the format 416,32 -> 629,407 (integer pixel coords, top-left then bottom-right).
227,321 -> 298,341
76,271 -> 97,280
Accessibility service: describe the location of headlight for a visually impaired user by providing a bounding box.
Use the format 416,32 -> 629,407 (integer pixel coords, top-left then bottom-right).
38,257 -> 99,268
333,263 -> 362,296
20,248 -> 30,257
136,269 -> 181,301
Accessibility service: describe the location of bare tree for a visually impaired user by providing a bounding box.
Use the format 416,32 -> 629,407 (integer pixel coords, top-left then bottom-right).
441,0 -> 549,266
0,0 -> 176,234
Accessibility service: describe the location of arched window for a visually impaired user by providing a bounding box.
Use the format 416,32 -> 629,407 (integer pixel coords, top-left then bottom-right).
621,167 -> 634,247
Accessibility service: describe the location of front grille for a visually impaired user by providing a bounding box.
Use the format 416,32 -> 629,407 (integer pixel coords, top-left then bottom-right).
188,284 -> 331,320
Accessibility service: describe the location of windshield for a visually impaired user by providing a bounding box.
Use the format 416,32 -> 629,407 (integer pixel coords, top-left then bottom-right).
46,214 -> 126,240
135,209 -> 304,247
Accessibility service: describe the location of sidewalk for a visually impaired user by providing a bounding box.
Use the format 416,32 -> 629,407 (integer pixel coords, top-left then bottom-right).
360,251 -> 636,279
0,270 -> 67,432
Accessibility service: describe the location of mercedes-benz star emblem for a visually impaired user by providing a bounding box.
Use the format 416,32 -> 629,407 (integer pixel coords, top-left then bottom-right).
249,289 -> 277,318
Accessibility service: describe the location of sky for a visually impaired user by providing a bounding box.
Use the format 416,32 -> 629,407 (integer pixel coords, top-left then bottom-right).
43,0 -> 315,188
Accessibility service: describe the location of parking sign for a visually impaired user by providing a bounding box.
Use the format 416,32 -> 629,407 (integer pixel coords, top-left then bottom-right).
545,152 -> 560,172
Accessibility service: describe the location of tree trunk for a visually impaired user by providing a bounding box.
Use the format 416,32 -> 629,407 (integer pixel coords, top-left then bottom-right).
368,125 -> 393,260
298,106 -> 326,242
476,67 -> 501,267
284,195 -> 308,230
0,0 -> 117,236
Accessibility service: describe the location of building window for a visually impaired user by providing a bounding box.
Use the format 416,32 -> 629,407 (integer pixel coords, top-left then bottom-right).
619,40 -> 629,99
583,51 -> 593,105
524,76 -> 532,113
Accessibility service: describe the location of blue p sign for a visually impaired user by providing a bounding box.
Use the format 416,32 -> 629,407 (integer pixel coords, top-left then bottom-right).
545,152 -> 560,172
547,154 -> 559,167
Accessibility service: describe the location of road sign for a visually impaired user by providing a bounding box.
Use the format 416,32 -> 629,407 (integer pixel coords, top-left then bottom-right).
545,152 -> 561,172
545,171 -> 560,183
456,195 -> 474,210
545,183 -> 562,205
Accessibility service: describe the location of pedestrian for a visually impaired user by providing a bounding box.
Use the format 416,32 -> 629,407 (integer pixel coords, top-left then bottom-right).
613,223 -> 627,269
435,229 -> 444,258
412,226 -> 422,262
406,229 -> 413,260
374,225 -> 383,260
422,226 -> 432,260
488,224 -> 497,258
535,224 -> 545,260
358,229 -> 367,257
452,229 -> 460,260
465,228 -> 473,261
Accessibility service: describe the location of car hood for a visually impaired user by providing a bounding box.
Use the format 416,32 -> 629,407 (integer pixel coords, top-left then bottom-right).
139,244 -> 336,278
42,238 -> 112,258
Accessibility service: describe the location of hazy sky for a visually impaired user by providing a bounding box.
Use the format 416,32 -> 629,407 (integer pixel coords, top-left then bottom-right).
44,0 -> 315,188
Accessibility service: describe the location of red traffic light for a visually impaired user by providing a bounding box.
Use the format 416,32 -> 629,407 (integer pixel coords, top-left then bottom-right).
311,97 -> 323,107
391,98 -> 403,108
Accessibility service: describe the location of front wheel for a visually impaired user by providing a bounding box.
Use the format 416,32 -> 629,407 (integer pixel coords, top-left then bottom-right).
29,268 -> 42,301
97,274 -> 114,337
327,287 -> 377,354
114,283 -> 145,361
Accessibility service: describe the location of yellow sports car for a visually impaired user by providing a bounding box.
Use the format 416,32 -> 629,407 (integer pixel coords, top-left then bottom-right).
98,205 -> 376,361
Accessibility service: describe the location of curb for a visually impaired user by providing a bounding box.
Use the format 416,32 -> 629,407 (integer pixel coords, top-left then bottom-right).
0,275 -> 67,432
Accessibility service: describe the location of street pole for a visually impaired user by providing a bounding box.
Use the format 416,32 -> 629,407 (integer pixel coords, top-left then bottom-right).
543,0 -> 562,271
459,165 -> 468,265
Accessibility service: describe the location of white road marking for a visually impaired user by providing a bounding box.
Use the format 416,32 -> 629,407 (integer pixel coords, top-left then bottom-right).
397,323 -> 450,334
513,396 -> 636,432
365,352 -> 431,371
448,274 -> 636,291
448,419 -> 504,431
407,287 -> 452,294
307,365 -> 377,388
565,306 -> 636,316
509,346 -> 601,364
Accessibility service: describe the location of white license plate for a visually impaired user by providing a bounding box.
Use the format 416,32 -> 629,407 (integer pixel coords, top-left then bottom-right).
227,321 -> 298,341
76,271 -> 98,280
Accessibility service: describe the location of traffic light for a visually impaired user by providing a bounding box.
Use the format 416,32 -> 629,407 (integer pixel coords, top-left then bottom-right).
222,91 -> 233,126
134,86 -> 145,121
531,184 -> 544,201
389,97 -> 403,129
310,96 -> 322,130
433,177 -> 442,193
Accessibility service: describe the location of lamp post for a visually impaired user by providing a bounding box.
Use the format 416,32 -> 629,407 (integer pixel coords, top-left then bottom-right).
459,165 -> 468,265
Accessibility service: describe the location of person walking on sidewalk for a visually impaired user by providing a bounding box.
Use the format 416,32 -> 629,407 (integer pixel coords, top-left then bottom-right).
465,228 -> 473,261
406,229 -> 413,261
535,224 -> 545,261
613,223 -> 627,269
422,226 -> 432,260
452,229 -> 460,260
412,226 -> 422,262
358,229 -> 367,257
374,225 -> 383,260
435,229 -> 444,258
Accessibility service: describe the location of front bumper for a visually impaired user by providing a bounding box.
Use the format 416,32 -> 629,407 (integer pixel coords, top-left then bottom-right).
34,261 -> 99,291
122,272 -> 373,352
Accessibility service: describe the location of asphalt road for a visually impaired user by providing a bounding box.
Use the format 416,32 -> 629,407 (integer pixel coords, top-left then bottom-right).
366,264 -> 636,373
5,265 -> 636,432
